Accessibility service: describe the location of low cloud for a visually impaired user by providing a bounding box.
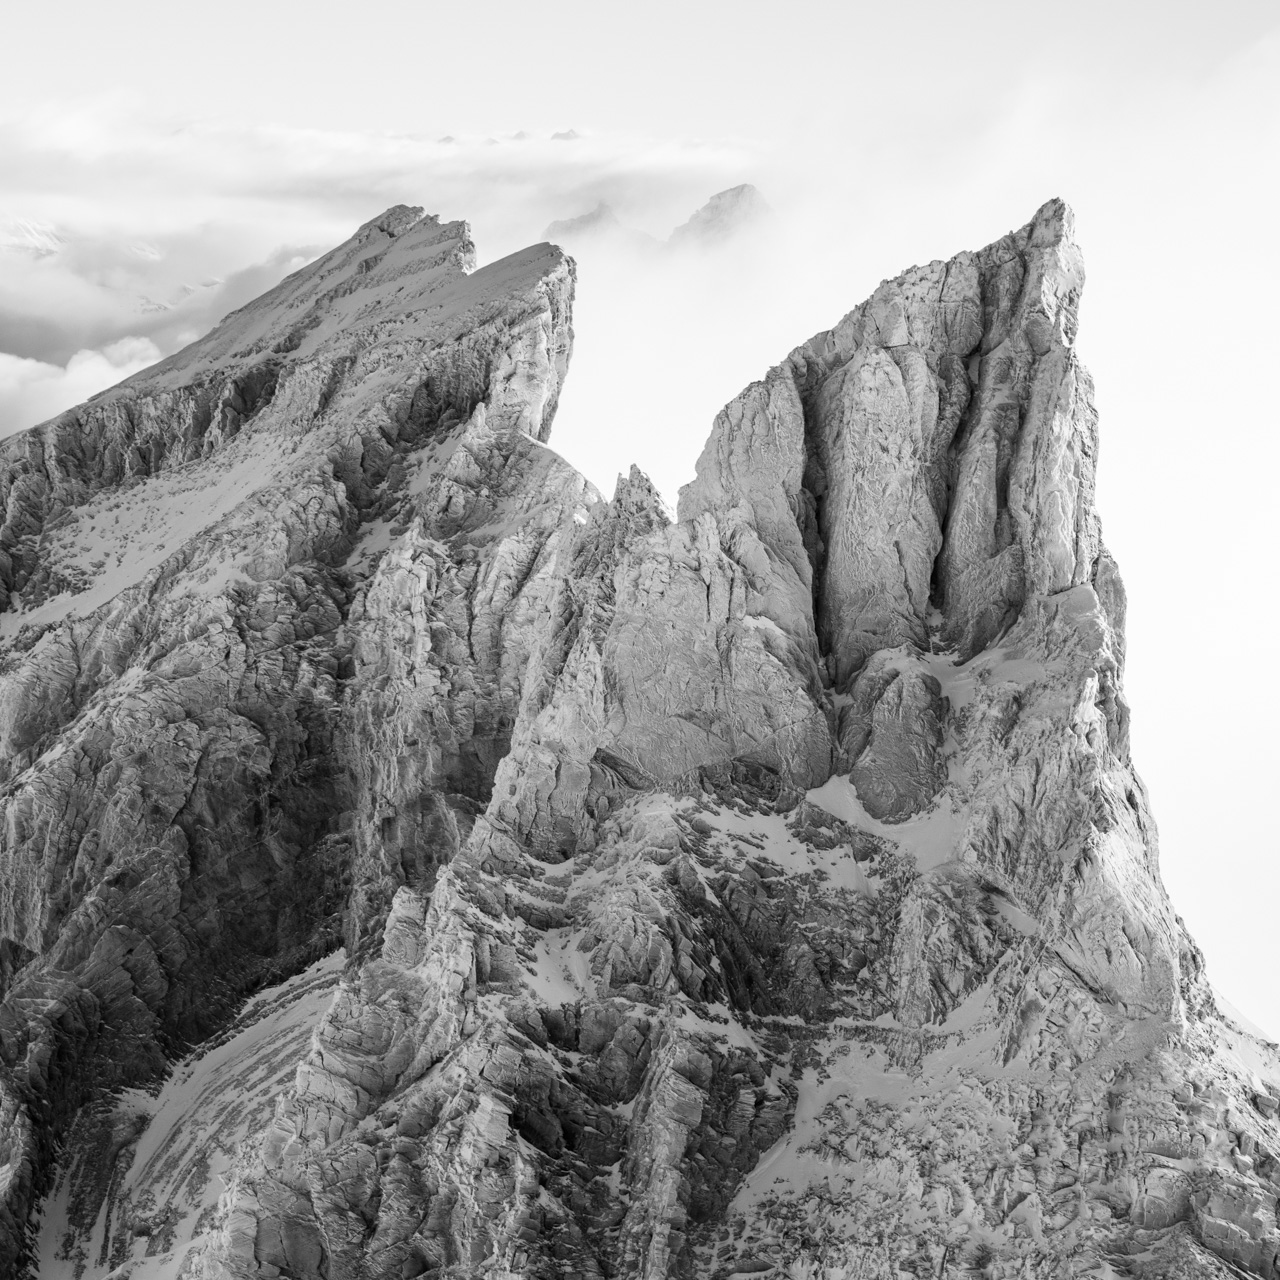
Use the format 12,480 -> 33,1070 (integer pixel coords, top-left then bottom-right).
0,229 -> 320,435
0,336 -> 162,439
0,231 -> 319,362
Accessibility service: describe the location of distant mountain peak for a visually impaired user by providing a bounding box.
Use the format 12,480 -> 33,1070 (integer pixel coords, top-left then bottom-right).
8,198 -> 1277,1280
543,201 -> 660,253
668,182 -> 774,246
359,203 -> 429,238
543,185 -> 774,255
543,201 -> 623,240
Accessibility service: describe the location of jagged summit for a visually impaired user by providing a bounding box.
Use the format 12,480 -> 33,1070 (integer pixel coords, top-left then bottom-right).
116,206 -> 484,384
682,195 -> 1098,682
0,207 -> 575,627
4,201 -> 1278,1280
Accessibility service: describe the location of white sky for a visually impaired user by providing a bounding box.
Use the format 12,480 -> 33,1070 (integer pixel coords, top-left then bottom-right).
2,1 -> 1279,1032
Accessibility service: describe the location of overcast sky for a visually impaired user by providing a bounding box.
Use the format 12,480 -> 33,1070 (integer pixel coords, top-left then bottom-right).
3,1 -> 1279,1032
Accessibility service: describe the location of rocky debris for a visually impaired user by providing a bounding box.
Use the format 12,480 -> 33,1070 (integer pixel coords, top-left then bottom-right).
6,198 -> 1280,1280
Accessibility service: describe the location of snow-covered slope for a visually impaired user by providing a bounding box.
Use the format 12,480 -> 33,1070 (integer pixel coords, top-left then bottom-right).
34,954 -> 342,1280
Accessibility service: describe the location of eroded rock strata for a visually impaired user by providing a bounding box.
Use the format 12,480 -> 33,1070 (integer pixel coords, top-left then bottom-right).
3,200 -> 1277,1280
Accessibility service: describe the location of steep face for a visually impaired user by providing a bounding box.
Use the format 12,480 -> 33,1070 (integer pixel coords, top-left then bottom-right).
0,208 -> 584,1271
10,199 -> 1280,1280
682,199 -> 1102,688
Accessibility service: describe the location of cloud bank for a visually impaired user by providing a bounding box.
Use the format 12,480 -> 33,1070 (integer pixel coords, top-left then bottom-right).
0,337 -> 162,434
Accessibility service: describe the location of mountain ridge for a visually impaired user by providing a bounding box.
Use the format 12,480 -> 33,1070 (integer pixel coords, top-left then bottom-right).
1,199 -> 1276,1280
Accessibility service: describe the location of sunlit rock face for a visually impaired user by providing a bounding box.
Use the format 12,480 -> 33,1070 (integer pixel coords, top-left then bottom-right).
5,200 -> 1279,1280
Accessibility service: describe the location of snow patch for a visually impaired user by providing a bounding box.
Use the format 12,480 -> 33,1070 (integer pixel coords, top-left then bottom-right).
34,951 -> 344,1280
806,774 -> 965,872
1,431 -> 292,638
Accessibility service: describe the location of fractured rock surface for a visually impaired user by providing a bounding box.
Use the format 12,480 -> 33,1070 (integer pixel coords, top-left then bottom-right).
1,199 -> 1277,1280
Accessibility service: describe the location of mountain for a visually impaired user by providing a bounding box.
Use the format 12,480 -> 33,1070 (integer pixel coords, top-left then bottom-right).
542,202 -> 660,253
2,200 -> 1277,1280
545,201 -> 625,240
542,185 -> 772,254
666,184 -> 774,247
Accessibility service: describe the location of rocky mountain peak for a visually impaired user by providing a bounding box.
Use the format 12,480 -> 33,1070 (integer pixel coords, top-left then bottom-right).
4,199 -> 1276,1280
682,195 -> 1099,685
361,203 -> 432,237
133,204 -> 482,379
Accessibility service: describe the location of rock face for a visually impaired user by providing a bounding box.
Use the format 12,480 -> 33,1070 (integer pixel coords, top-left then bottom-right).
3,199 -> 1278,1280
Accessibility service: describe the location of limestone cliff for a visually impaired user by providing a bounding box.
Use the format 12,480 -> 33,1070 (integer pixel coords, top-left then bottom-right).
4,200 -> 1277,1280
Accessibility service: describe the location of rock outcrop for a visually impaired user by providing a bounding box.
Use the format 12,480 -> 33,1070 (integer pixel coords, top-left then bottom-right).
3,198 -> 1277,1280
